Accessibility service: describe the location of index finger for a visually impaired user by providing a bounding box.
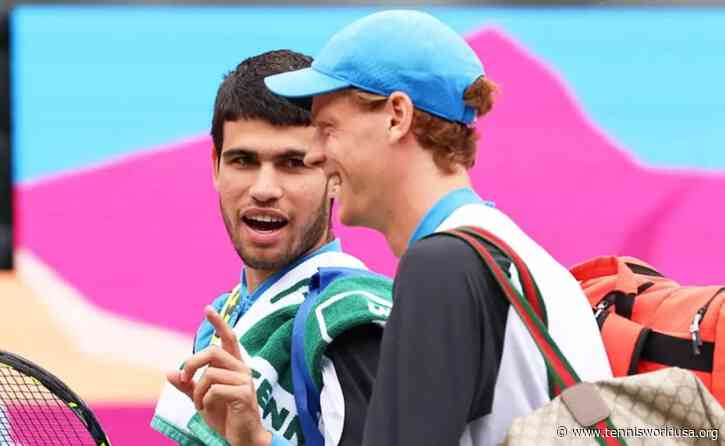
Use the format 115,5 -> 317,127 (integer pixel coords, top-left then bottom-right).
205,305 -> 242,360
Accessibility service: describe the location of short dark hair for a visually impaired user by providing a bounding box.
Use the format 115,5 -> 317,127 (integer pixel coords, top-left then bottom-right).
210,50 -> 313,159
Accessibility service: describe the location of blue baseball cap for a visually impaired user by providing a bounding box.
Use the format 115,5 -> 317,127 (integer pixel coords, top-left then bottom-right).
264,10 -> 485,125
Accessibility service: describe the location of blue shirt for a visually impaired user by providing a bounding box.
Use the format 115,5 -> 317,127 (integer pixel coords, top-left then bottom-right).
193,239 -> 342,353
408,187 -> 493,247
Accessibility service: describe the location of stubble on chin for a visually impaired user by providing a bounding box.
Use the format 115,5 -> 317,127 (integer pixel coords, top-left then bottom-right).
218,193 -> 330,272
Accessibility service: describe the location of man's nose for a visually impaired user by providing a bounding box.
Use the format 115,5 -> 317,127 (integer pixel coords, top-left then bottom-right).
250,165 -> 283,203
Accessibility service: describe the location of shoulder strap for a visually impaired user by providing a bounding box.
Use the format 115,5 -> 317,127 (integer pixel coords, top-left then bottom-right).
290,266 -> 390,446
438,226 -> 627,446
456,226 -> 549,326
291,285 -> 325,446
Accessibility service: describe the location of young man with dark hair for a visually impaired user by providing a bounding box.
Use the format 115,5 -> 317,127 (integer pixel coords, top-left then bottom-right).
152,50 -> 392,446
266,11 -> 612,446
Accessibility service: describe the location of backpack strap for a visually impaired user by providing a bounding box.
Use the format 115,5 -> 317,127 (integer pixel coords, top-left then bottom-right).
291,284 -> 325,446
439,226 -> 627,446
290,267 -> 390,446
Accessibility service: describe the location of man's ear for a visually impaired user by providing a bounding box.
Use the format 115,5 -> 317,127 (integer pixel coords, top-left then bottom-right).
387,91 -> 414,143
211,146 -> 221,191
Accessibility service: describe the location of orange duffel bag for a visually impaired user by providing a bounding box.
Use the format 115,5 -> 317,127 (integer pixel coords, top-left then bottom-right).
570,256 -> 725,406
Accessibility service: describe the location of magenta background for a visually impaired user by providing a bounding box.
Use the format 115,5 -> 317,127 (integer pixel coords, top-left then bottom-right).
93,405 -> 174,445
14,28 -> 725,444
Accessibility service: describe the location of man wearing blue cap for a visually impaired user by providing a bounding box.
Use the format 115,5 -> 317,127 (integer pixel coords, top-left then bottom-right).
266,10 -> 612,446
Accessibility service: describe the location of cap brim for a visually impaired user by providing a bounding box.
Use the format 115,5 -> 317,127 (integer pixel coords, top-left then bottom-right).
265,67 -> 351,100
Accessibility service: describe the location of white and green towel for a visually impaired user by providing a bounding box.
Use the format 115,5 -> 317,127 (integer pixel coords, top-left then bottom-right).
152,251 -> 392,445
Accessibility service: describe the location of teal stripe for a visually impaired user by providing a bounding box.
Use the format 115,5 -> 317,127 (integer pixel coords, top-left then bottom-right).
150,415 -> 205,446
188,413 -> 229,446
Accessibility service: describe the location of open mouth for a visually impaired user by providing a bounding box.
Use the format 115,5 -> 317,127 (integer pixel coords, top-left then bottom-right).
242,214 -> 289,232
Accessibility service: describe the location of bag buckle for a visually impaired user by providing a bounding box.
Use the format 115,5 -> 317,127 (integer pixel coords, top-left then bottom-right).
689,312 -> 704,356
593,300 -> 611,319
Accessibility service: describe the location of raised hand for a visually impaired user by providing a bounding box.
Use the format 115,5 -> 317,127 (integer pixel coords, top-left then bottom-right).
167,306 -> 272,446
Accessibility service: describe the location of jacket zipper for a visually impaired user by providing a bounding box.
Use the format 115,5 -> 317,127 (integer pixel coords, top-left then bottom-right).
689,287 -> 725,355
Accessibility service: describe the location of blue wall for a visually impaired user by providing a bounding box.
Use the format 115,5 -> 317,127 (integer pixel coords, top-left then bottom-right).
12,6 -> 725,182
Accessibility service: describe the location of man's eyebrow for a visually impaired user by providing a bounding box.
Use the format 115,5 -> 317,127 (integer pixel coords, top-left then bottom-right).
312,113 -> 335,127
221,148 -> 257,160
222,148 -> 307,161
276,149 -> 307,159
